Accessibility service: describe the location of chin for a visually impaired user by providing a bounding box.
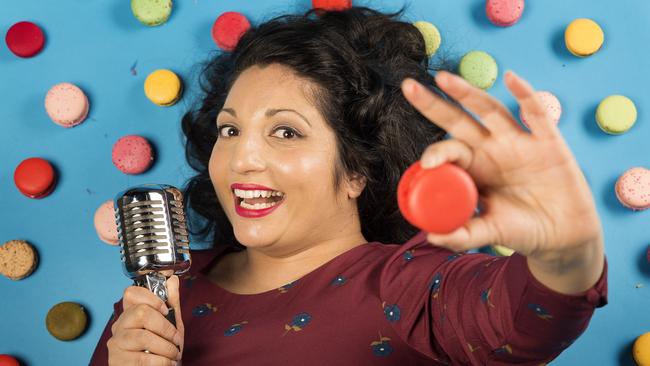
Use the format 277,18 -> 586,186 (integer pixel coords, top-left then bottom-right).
233,229 -> 276,249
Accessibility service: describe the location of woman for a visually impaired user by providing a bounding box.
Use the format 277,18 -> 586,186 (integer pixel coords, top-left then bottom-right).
90,6 -> 607,365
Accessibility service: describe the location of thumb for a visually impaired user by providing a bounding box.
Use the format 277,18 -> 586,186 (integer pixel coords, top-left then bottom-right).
420,138 -> 474,170
166,275 -> 185,356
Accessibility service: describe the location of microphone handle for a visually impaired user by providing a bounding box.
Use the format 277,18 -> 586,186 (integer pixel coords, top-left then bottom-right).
134,273 -> 182,352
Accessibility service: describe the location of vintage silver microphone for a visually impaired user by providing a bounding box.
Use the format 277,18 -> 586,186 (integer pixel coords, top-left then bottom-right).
114,184 -> 192,329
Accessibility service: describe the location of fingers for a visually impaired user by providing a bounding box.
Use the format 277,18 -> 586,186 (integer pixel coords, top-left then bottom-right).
504,71 -> 560,139
113,303 -> 182,350
110,328 -> 181,361
401,78 -> 490,147
434,71 -> 523,138
426,215 -> 496,252
420,138 -> 474,170
122,285 -> 169,315
166,275 -> 185,356
107,343 -> 178,366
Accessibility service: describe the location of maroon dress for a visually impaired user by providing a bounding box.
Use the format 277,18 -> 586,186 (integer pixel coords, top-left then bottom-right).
90,230 -> 608,365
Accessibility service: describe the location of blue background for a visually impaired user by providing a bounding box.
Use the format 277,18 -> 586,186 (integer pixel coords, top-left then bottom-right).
1,0 -> 649,365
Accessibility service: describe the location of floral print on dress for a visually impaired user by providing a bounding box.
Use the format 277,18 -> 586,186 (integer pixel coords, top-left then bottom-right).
283,312 -> 312,335
370,332 -> 393,357
382,302 -> 400,322
480,288 -> 495,308
278,280 -> 298,293
430,272 -> 442,299
403,250 -> 414,262
527,303 -> 553,320
224,321 -> 248,336
331,274 -> 347,287
192,303 -> 218,317
494,343 -> 513,355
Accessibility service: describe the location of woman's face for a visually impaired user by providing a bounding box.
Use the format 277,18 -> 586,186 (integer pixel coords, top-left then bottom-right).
209,63 -> 364,254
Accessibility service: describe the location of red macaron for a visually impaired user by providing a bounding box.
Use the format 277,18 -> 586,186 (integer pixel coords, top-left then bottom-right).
211,12 -> 251,51
0,355 -> 20,366
5,21 -> 45,58
398,161 -> 478,234
312,0 -> 352,11
13,157 -> 57,199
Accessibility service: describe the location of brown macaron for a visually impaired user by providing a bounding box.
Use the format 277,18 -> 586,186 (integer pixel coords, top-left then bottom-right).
46,302 -> 88,341
0,240 -> 39,280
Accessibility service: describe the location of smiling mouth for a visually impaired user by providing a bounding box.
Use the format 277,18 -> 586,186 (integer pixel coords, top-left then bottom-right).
233,190 -> 286,210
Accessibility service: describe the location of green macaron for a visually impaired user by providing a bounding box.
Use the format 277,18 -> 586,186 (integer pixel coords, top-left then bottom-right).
596,95 -> 637,134
131,0 -> 172,26
458,50 -> 498,90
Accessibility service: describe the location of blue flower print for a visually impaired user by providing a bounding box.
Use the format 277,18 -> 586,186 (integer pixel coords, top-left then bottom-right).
494,344 -> 512,354
446,253 -> 463,261
331,274 -> 347,287
192,303 -> 217,317
527,303 -> 553,320
284,312 -> 312,334
224,321 -> 248,336
382,302 -> 400,322
370,332 -> 393,357
403,250 -> 414,262
430,272 -> 442,298
278,280 -> 298,293
480,288 -> 495,308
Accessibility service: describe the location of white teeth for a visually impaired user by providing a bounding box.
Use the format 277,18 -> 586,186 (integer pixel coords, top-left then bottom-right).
239,199 -> 280,210
234,188 -> 284,199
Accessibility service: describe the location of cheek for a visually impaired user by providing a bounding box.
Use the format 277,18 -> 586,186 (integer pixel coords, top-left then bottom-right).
208,144 -> 227,196
275,148 -> 336,197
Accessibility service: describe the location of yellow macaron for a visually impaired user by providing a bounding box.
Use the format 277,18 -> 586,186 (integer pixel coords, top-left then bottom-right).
144,69 -> 183,106
564,18 -> 604,57
413,21 -> 441,57
633,332 -> 650,366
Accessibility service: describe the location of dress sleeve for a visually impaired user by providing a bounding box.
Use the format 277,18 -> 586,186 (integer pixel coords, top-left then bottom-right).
88,300 -> 125,365
378,231 -> 608,365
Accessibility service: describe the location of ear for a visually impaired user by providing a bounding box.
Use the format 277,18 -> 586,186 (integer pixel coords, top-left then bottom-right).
346,172 -> 367,199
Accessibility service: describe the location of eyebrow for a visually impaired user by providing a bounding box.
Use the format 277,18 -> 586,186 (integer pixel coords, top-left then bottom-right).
219,108 -> 312,127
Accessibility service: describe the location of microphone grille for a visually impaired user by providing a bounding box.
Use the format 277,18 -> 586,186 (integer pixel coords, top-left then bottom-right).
114,184 -> 191,278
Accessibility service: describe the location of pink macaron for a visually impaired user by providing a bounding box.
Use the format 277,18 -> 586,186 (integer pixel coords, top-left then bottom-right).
486,0 -> 525,27
111,135 -> 154,175
45,83 -> 89,128
615,167 -> 650,211
211,12 -> 251,51
519,91 -> 562,129
94,200 -> 119,245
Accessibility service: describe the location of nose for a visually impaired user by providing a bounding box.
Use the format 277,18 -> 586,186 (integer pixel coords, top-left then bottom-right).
229,133 -> 267,174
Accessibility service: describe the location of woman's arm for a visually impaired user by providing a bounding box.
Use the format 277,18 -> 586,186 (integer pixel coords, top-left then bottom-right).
527,237 -> 605,295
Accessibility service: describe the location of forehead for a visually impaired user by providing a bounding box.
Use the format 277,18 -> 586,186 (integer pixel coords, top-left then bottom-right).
227,63 -> 317,107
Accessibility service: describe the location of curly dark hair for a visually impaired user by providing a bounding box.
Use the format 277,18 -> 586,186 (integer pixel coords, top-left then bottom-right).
181,6 -> 450,251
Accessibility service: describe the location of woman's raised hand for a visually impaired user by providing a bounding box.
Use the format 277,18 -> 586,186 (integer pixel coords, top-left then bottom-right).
400,70 -> 603,261
107,275 -> 184,366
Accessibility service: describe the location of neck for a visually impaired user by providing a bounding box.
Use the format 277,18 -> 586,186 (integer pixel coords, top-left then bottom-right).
236,231 -> 368,290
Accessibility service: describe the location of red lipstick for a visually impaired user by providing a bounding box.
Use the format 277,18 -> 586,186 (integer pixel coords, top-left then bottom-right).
231,183 -> 285,218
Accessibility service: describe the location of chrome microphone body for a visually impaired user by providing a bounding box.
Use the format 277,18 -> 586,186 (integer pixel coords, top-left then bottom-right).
114,184 -> 192,327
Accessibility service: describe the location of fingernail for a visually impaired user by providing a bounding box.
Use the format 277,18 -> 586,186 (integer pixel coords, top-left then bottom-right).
171,361 -> 177,366
160,304 -> 169,315
173,332 -> 182,346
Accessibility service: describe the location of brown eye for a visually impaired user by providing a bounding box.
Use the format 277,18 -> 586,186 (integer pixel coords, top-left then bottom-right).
272,127 -> 301,139
217,125 -> 238,137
